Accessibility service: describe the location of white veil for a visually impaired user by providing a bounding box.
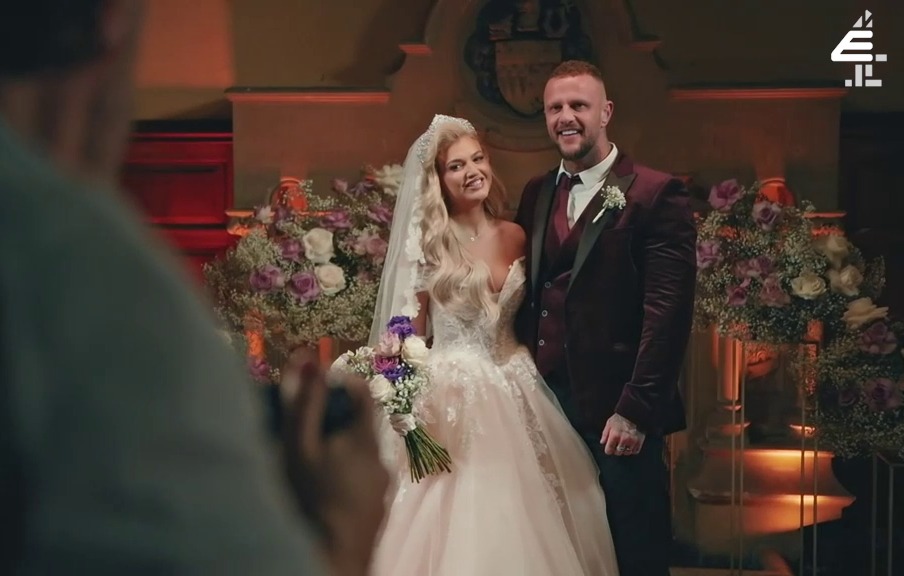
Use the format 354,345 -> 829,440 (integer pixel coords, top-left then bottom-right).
368,114 -> 476,345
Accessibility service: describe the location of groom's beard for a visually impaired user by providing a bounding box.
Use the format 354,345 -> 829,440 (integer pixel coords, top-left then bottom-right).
558,138 -> 595,163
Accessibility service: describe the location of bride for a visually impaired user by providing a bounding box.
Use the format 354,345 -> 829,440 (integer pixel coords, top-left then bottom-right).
366,114 -> 619,576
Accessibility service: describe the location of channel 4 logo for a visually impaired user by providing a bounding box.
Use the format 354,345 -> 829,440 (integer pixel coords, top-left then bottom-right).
831,10 -> 887,88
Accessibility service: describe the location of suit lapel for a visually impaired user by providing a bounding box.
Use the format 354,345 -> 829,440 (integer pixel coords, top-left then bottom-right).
530,170 -> 558,294
568,168 -> 637,292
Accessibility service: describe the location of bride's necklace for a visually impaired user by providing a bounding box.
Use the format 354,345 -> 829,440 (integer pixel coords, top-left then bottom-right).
453,220 -> 489,242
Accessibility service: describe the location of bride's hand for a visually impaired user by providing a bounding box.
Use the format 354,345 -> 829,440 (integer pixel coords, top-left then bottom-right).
601,413 -> 646,456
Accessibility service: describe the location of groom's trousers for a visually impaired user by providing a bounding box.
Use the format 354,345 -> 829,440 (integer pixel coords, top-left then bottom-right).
546,369 -> 673,576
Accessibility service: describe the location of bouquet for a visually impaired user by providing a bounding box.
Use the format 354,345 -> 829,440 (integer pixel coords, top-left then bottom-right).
809,301 -> 904,458
331,316 -> 452,482
203,164 -> 402,383
694,179 -> 883,343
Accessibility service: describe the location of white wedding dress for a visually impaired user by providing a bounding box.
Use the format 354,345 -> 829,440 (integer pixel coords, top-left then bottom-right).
370,257 -> 620,576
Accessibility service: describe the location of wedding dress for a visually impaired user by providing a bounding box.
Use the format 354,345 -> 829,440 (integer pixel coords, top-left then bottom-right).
370,256 -> 620,576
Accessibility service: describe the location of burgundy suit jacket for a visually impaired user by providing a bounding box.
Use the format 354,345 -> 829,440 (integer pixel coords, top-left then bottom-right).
514,152 -> 697,437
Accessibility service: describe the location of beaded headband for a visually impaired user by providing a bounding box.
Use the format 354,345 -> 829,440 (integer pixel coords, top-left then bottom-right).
415,114 -> 476,164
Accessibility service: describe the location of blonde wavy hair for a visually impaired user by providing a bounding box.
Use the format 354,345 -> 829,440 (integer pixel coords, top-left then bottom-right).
419,121 -> 508,322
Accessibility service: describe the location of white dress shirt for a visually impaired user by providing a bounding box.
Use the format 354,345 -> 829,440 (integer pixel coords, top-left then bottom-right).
556,142 -> 619,227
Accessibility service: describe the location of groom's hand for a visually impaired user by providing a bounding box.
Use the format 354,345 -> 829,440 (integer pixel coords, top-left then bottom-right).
601,413 -> 646,456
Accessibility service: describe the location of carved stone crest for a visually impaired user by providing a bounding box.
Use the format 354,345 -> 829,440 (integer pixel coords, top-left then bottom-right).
464,0 -> 593,118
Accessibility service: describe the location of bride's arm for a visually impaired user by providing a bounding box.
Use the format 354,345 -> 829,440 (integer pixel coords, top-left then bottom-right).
413,291 -> 430,342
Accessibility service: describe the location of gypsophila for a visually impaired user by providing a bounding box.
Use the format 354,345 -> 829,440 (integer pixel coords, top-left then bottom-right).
331,315 -> 452,482
591,185 -> 627,223
693,179 -> 884,344
203,164 -> 399,384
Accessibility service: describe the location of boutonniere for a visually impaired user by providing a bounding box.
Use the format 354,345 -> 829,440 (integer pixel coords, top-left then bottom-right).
591,185 -> 627,223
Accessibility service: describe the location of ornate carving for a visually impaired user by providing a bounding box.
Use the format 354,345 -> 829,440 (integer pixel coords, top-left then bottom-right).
464,0 -> 593,118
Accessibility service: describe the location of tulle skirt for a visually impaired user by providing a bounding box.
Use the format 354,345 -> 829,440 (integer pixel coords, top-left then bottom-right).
370,346 -> 620,576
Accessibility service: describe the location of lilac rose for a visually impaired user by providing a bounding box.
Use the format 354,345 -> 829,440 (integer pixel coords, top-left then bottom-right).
726,278 -> 751,307
752,200 -> 782,231
280,238 -> 304,261
708,179 -> 743,212
368,204 -> 393,224
862,377 -> 902,412
287,271 -> 321,303
321,210 -> 353,230
859,321 -> 898,355
372,355 -> 400,375
837,387 -> 859,407
249,265 -> 286,292
330,178 -> 349,194
758,274 -> 790,308
248,357 -> 271,383
734,255 -> 775,280
696,240 -> 721,270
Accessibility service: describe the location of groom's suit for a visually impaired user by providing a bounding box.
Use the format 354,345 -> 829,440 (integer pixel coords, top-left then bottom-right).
514,150 -> 696,576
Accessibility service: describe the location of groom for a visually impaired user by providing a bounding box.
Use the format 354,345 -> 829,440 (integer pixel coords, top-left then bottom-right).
514,60 -> 697,576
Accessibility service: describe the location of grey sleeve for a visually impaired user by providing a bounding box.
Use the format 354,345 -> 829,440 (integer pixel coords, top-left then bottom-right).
11,213 -> 326,575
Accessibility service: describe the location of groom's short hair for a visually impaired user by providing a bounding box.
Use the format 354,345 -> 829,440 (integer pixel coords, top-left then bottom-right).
548,60 -> 604,83
0,0 -> 105,77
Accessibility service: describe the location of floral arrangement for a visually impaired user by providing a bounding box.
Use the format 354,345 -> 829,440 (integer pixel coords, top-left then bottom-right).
694,179 -> 884,343
809,300 -> 904,458
331,316 -> 452,483
204,163 -> 404,383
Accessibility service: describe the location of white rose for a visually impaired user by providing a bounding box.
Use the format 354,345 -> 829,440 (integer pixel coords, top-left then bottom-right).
302,227 -> 335,264
315,263 -> 347,295
330,354 -> 350,374
389,413 -> 417,436
790,271 -> 827,300
374,163 -> 404,196
401,336 -> 430,368
843,297 -> 889,330
368,375 -> 394,404
827,265 -> 863,297
813,234 -> 850,269
255,205 -> 274,224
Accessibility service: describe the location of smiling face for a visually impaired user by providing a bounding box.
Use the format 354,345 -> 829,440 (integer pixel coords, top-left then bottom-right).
437,135 -> 493,214
543,73 -> 613,168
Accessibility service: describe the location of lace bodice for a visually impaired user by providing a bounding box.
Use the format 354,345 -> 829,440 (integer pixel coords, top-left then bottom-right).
429,257 -> 526,363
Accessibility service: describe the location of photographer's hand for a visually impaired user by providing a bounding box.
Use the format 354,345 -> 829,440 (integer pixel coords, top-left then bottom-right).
281,349 -> 389,576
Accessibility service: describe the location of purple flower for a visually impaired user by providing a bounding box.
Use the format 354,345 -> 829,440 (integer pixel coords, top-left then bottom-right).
248,357 -> 271,383
280,238 -> 303,261
758,274 -> 790,308
321,210 -> 352,230
726,278 -> 751,307
387,315 -> 415,338
330,178 -> 349,194
708,179 -> 743,212
372,355 -> 400,375
862,378 -> 902,412
752,200 -> 782,231
734,255 -> 775,279
249,265 -> 286,292
368,204 -> 393,224
287,271 -> 320,303
350,179 -> 376,195
838,387 -> 859,407
696,240 -> 721,270
380,364 -> 407,382
859,321 -> 898,355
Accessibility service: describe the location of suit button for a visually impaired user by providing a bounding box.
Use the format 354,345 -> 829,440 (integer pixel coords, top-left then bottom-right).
544,282 -> 551,288
541,310 -> 548,317
538,339 -> 545,346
